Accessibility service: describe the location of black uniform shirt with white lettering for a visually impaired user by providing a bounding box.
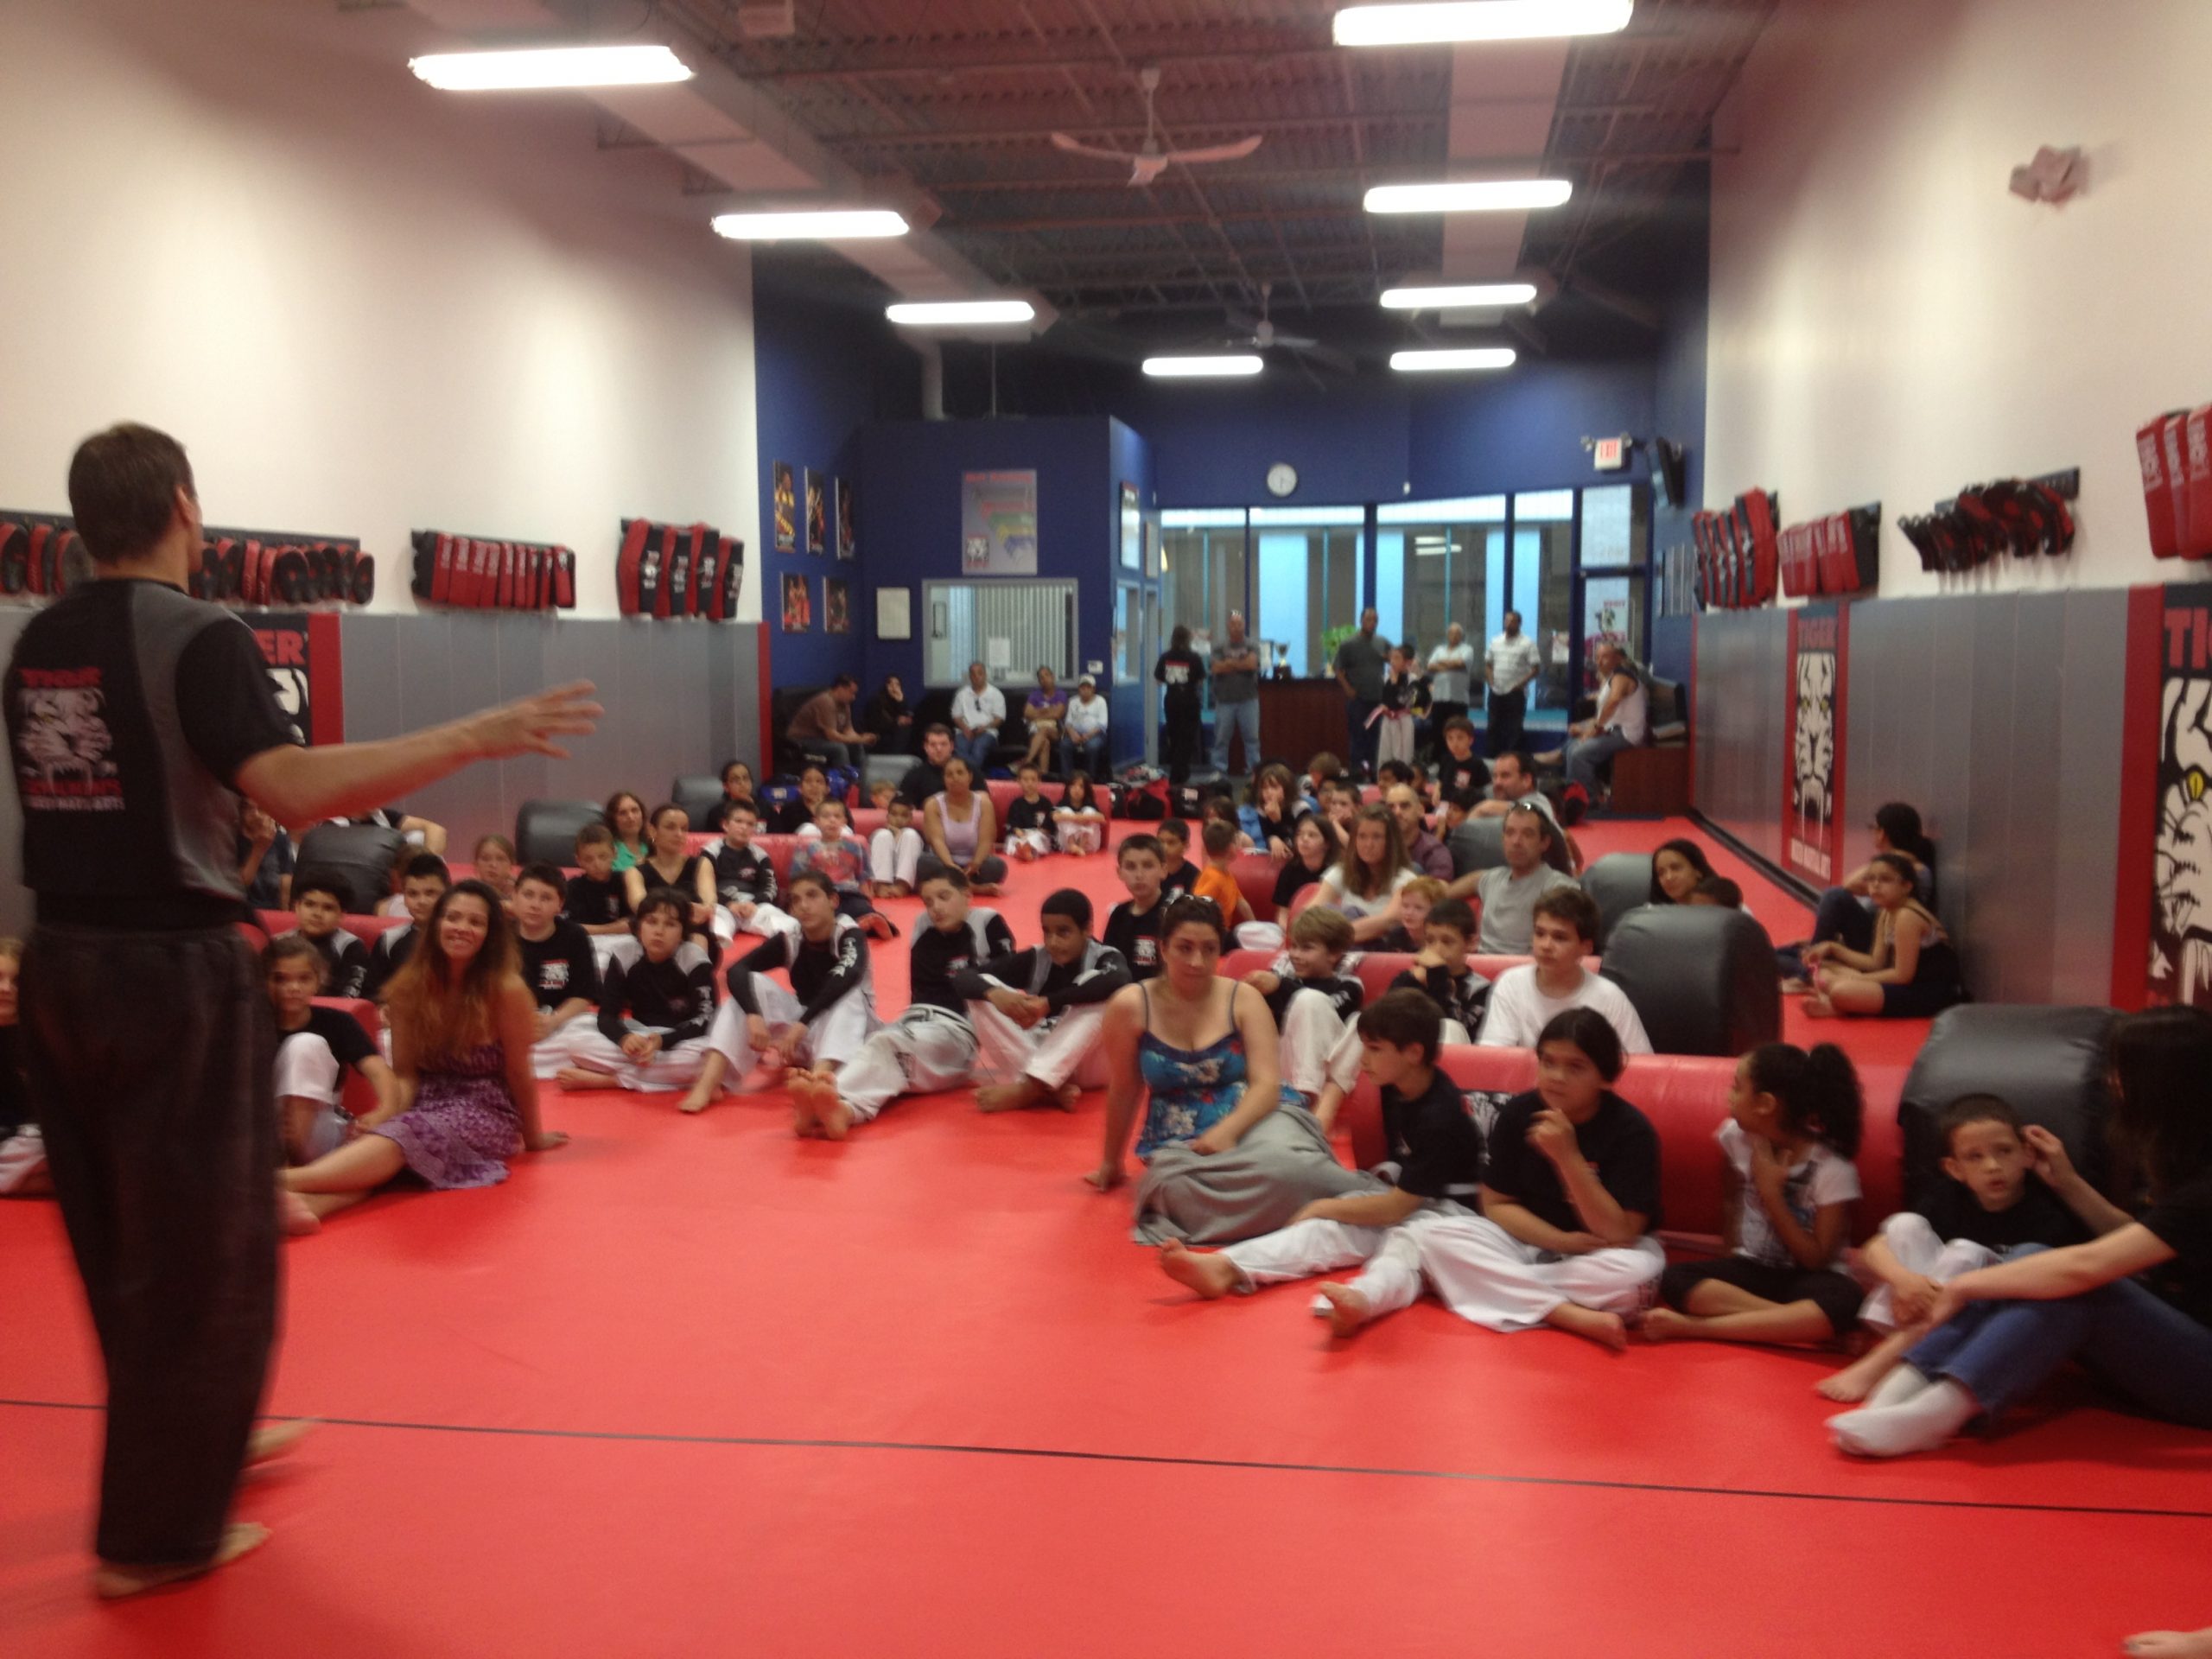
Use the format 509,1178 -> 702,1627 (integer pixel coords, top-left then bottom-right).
727,918 -> 873,1022
1161,860 -> 1202,901
563,871 -> 632,929
711,842 -> 779,908
359,921 -> 417,1001
1002,795 -> 1057,849
1259,958 -> 1363,1029
953,939 -> 1132,1014
278,1003 -> 378,1075
1104,897 -> 1168,981
596,940 -> 717,1047
517,919 -> 601,1013
5,578 -> 300,926
1439,756 -> 1491,797
1381,1067 -> 1485,1203
1390,963 -> 1491,1033
908,907 -> 1017,1015
302,927 -> 368,1000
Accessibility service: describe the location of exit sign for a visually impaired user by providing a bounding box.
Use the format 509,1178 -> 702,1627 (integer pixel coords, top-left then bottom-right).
1592,435 -> 1629,472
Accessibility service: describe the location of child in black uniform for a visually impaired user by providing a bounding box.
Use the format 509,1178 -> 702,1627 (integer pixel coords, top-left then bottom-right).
361,853 -> 449,1003
510,864 -> 601,1080
1391,897 -> 1489,1041
1104,835 -> 1170,981
558,889 -> 720,1102
564,823 -> 632,950
1157,988 -> 1484,1337
1154,820 -> 1202,899
1002,763 -> 1058,861
289,869 -> 367,999
703,869 -> 880,1109
957,888 -> 1133,1114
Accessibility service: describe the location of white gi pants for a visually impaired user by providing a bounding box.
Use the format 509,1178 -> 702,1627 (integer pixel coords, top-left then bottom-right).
706,978 -> 880,1089
1859,1211 -> 2000,1332
529,1017 -> 591,1080
1414,1214 -> 1666,1332
1281,988 -> 1354,1101
1235,920 -> 1285,952
967,999 -> 1110,1090
274,1033 -> 353,1160
726,899 -> 799,944
1004,830 -> 1052,860
869,826 -> 925,887
1058,818 -> 1104,856
1376,711 -> 1415,769
566,1029 -> 716,1094
1220,1208 -> 1464,1320
832,1006 -> 979,1123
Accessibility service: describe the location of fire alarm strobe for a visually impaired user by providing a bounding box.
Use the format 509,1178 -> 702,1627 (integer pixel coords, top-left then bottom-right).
1592,435 -> 1630,473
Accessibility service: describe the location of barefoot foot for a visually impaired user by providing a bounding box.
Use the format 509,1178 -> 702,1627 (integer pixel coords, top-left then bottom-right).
677,1084 -> 718,1115
555,1067 -> 607,1092
280,1191 -> 321,1237
977,1080 -> 1046,1114
1547,1302 -> 1629,1351
1313,1281 -> 1370,1338
1157,1239 -> 1238,1299
248,1420 -> 314,1465
94,1522 -> 270,1599
1816,1355 -> 1891,1404
1056,1083 -> 1081,1113
1641,1306 -> 1694,1343
2126,1631 -> 2212,1658
815,1094 -> 854,1141
787,1072 -> 824,1138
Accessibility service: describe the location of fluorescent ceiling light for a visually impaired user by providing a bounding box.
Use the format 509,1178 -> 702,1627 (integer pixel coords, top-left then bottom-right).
1366,180 -> 1572,213
1334,1 -> 1633,47
1390,347 -> 1518,372
886,299 -> 1036,326
712,209 -> 909,240
1141,354 -> 1263,378
409,44 -> 692,92
1379,282 -> 1539,309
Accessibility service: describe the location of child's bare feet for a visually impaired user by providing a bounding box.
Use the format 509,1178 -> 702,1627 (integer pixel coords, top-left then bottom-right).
788,1072 -> 823,1137
1802,992 -> 1836,1019
977,1078 -> 1046,1114
280,1191 -> 321,1237
1817,1352 -> 1891,1402
1641,1306 -> 1693,1342
94,1522 -> 270,1599
677,1080 -> 720,1115
1546,1302 -> 1629,1351
1313,1281 -> 1370,1338
555,1067 -> 607,1092
1158,1239 -> 1238,1298
1056,1082 -> 1081,1112
815,1088 -> 854,1141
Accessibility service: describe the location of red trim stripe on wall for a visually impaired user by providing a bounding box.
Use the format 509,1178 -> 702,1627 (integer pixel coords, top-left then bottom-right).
307,611 -> 345,747
2108,583 -> 2164,1010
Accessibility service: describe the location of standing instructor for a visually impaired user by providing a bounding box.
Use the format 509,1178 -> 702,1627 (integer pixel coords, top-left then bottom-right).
1484,609 -> 1541,759
6,423 -> 599,1598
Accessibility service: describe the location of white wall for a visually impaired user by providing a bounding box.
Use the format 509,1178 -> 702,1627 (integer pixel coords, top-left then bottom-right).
1706,0 -> 2212,596
0,0 -> 759,622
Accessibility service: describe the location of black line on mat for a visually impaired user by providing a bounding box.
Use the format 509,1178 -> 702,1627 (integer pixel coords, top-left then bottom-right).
5,1396 -> 2208,1522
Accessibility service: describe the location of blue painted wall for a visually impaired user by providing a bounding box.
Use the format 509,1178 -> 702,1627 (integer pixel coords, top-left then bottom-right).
855,415 -> 1145,759
752,283 -> 920,695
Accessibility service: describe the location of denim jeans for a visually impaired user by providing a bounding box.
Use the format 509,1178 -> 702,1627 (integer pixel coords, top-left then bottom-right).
1211,696 -> 1261,775
1565,729 -> 1635,794
1345,696 -> 1377,775
1060,733 -> 1109,779
1905,1244 -> 2212,1423
954,729 -> 997,775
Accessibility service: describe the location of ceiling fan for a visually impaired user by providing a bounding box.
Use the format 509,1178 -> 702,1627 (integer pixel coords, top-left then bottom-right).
1050,65 -> 1262,187
1220,283 -> 1355,375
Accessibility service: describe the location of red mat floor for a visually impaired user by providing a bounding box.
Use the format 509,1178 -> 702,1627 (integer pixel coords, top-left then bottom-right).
3,818 -> 2205,1656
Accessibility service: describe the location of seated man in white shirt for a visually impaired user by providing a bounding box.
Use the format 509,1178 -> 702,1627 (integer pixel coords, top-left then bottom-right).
1541,643 -> 1649,799
950,660 -> 1007,776
1060,674 -> 1110,779
1478,887 -> 1652,1055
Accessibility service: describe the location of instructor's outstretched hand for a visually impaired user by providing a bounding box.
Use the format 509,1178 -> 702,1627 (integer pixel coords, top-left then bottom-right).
467,682 -> 603,760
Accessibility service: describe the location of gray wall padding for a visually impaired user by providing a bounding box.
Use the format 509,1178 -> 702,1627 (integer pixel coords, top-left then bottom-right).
338,614 -> 760,859
1601,906 -> 1781,1056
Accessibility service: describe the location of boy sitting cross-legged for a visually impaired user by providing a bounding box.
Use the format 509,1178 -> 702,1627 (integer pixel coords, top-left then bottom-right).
789,865 -> 1016,1141
957,888 -> 1132,1114
1240,905 -> 1364,1103
1391,896 -> 1490,1042
509,863 -> 601,1080
1157,988 -> 1484,1337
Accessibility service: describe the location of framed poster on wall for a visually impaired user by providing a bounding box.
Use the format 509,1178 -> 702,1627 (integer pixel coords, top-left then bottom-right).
804,468 -> 827,555
780,572 -> 811,632
2151,582 -> 2212,1007
772,461 -> 796,552
1781,603 -> 1847,885
824,576 -> 851,634
961,470 -> 1038,575
836,478 -> 855,560
1121,481 -> 1141,571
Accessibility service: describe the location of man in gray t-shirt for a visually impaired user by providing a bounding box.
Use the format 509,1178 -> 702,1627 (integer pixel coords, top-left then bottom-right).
1210,611 -> 1262,778
1332,607 -> 1390,779
1448,799 -> 1576,952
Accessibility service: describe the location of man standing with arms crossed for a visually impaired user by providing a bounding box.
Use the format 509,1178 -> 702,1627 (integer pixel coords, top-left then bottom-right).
1485,609 -> 1541,759
1332,607 -> 1389,781
7,423 -> 599,1598
1209,611 -> 1262,780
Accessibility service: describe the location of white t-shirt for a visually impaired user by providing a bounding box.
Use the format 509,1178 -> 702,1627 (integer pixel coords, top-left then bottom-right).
1601,674 -> 1649,744
1065,694 -> 1109,740
951,684 -> 1007,731
1717,1118 -> 1861,1270
1317,863 -> 1416,921
1488,632 -> 1541,696
1476,964 -> 1653,1055
1426,642 -> 1473,704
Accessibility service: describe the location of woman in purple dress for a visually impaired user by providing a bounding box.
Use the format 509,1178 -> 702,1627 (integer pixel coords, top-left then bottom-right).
281,880 -> 566,1231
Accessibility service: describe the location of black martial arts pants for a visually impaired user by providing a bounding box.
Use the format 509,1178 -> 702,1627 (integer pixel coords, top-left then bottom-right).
24,922 -> 278,1567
